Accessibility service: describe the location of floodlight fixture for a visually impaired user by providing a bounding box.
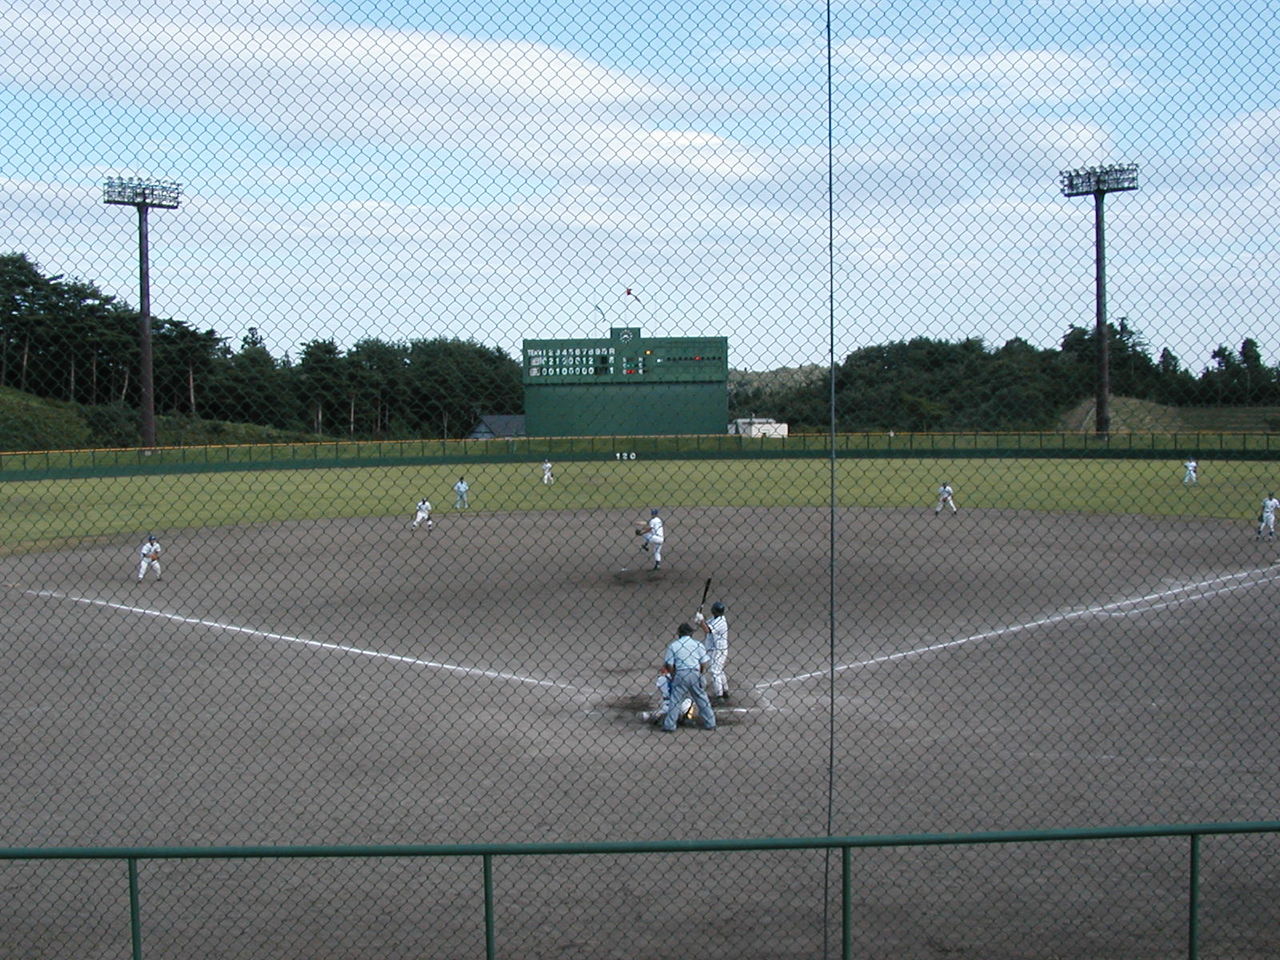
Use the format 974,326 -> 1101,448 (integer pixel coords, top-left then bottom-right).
1058,163 -> 1139,438
1059,164 -> 1139,197
104,175 -> 184,447
104,176 -> 182,209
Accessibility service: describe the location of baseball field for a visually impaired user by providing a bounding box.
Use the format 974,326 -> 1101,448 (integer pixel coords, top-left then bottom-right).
2,455 -> 1278,958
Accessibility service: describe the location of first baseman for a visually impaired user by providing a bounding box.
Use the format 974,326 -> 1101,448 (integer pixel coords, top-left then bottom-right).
136,535 -> 162,582
1257,493 -> 1279,540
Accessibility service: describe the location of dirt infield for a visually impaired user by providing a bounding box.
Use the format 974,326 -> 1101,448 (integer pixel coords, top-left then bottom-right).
2,506 -> 1278,958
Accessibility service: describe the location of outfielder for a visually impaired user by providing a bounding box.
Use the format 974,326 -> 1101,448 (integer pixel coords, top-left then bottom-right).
541,460 -> 554,485
1257,493 -> 1279,540
935,483 -> 957,515
696,600 -> 730,700
136,535 -> 162,582
637,508 -> 665,570
453,477 -> 470,509
1183,459 -> 1199,484
410,497 -> 433,530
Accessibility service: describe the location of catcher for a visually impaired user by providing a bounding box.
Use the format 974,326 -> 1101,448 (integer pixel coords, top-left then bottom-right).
639,665 -> 696,726
136,534 -> 163,582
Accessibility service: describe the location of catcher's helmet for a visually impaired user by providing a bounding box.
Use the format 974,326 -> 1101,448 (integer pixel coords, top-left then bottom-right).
711,601 -> 726,616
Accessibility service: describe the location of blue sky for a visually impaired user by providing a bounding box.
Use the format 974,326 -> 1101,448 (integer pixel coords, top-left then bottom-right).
1,0 -> 1277,371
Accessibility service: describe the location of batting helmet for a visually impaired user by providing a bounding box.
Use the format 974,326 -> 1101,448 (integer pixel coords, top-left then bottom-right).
711,601 -> 725,616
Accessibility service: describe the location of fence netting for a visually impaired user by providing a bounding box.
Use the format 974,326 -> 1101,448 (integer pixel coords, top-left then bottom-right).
2,0 -> 1278,957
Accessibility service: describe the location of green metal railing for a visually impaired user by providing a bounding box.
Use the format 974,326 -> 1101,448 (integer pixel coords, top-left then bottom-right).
2,431 -> 1279,480
4,821 -> 1277,959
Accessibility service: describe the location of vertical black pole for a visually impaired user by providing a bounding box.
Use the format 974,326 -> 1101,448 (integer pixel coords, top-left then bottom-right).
137,204 -> 157,447
1093,190 -> 1110,438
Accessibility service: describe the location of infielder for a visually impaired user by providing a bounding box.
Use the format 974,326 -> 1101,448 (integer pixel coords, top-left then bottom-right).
1257,493 -> 1279,540
136,535 -> 162,582
410,497 -> 433,530
660,623 -> 715,732
541,460 -> 554,485
453,477 -> 470,509
934,483 -> 957,515
696,601 -> 730,700
1183,459 -> 1199,484
637,508 -> 664,570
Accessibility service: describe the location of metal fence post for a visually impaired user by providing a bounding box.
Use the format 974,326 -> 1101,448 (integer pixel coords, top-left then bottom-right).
483,853 -> 496,960
841,845 -> 852,960
128,857 -> 143,960
1187,833 -> 1200,960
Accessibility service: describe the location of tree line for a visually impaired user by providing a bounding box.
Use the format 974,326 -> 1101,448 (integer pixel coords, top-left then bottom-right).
4,251 -> 1278,444
730,325 -> 1280,433
1,253 -> 521,441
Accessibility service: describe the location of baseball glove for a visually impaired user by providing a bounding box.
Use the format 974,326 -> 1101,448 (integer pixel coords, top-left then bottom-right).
149,552 -> 161,561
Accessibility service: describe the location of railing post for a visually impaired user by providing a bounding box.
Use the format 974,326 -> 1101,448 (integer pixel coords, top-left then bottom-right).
841,845 -> 852,960
1187,834 -> 1200,960
128,857 -> 143,960
483,853 -> 496,960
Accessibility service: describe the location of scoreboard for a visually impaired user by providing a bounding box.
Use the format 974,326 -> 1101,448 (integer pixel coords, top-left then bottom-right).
523,328 -> 727,384
522,328 -> 728,436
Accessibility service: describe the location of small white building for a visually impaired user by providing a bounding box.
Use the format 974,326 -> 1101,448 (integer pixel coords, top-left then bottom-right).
728,417 -> 789,438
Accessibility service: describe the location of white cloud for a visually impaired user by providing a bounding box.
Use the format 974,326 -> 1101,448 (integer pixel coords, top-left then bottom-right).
1,9 -> 671,145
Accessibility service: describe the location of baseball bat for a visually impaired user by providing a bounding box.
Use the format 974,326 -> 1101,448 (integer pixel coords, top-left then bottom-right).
696,577 -> 712,616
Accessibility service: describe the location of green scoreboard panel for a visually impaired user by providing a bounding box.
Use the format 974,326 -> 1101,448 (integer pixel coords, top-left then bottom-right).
523,328 -> 728,436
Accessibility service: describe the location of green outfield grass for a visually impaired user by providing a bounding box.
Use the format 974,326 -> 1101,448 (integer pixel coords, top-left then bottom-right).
3,455 -> 1276,557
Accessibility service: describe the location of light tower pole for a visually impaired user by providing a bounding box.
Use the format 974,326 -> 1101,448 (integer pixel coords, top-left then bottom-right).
1059,164 -> 1138,438
104,176 -> 182,447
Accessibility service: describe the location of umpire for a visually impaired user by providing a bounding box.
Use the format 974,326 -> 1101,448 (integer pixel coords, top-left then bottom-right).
661,623 -> 716,733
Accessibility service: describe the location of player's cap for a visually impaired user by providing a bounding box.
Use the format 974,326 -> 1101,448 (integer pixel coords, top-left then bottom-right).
147,534 -> 156,541
650,508 -> 660,515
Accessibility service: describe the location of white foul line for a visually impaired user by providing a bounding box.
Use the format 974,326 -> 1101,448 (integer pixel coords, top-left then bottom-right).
21,589 -> 592,694
757,566 -> 1279,690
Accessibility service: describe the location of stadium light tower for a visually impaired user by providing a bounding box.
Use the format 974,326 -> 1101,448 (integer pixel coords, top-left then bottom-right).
104,176 -> 183,447
1059,163 -> 1138,438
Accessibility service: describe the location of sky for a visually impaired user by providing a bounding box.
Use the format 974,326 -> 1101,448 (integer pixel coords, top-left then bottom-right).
1,0 -> 1277,372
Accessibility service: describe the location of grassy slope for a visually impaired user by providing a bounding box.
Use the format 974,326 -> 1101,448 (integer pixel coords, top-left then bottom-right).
1059,396 -> 1280,433
3,456 -> 1274,556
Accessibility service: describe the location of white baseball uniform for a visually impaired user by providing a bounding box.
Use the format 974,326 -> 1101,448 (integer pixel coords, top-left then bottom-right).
136,538 -> 162,581
541,460 -> 554,485
702,613 -> 729,698
1258,496 -> 1279,539
643,515 -> 665,567
411,498 -> 433,530
1183,460 -> 1198,484
935,484 -> 957,515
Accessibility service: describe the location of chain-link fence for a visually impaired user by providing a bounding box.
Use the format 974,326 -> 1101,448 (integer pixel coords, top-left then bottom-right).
3,0 -> 1278,956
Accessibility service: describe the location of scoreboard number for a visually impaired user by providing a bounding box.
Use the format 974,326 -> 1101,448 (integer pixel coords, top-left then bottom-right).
614,452 -> 638,461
